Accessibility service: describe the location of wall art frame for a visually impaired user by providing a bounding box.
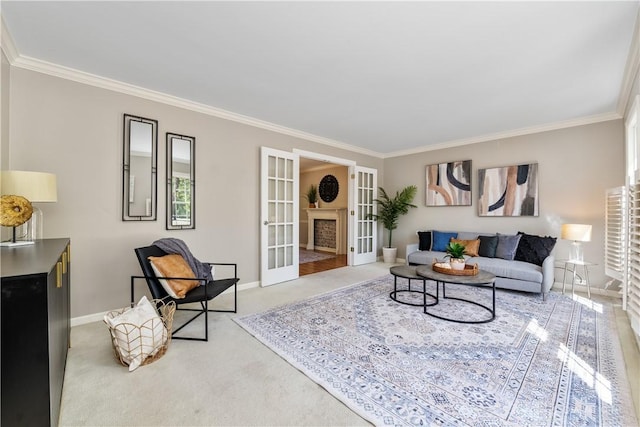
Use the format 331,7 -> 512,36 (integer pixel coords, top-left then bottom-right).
477,163 -> 538,217
122,113 -> 158,221
425,160 -> 472,206
319,174 -> 339,203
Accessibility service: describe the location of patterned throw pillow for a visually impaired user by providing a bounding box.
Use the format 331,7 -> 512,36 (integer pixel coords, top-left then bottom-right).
417,231 -> 432,251
495,234 -> 522,261
515,232 -> 557,266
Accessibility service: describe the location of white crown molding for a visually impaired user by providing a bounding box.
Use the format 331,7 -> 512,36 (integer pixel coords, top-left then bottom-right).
384,112 -> 622,159
294,149 -> 357,167
8,52 -> 384,159
617,6 -> 640,116
0,15 -> 19,64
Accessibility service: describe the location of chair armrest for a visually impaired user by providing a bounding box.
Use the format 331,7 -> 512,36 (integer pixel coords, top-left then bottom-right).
204,262 -> 238,280
130,274 -> 208,305
132,274 -> 207,281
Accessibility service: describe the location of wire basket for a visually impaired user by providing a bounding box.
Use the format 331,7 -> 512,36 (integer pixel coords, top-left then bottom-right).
104,299 -> 176,369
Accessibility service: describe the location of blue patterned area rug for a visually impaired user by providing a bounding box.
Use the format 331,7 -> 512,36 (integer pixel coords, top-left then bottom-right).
235,275 -> 638,426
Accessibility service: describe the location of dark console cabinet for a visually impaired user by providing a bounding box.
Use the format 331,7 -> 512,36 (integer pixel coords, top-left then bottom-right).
1,238 -> 71,427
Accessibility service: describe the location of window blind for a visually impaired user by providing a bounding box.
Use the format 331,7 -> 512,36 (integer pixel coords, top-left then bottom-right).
605,187 -> 627,283
627,182 -> 640,335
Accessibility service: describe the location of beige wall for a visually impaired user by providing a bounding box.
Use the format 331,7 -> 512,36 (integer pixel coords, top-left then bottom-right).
383,120 -> 625,290
4,62 -> 627,316
299,165 -> 349,245
1,52 -> 10,242
1,51 -> 9,170
7,67 -> 383,318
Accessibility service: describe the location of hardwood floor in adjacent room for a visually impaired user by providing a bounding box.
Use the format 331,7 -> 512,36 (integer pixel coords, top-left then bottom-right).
300,254 -> 348,276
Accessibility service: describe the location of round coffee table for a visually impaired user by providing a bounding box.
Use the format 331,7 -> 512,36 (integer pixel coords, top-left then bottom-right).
389,265 -> 438,307
416,265 -> 496,323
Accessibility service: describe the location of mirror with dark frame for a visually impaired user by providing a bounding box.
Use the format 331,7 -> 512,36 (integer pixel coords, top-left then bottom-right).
122,114 -> 158,221
166,133 -> 195,230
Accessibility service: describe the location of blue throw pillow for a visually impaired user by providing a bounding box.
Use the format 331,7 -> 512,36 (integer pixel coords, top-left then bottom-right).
432,231 -> 458,252
495,233 -> 522,260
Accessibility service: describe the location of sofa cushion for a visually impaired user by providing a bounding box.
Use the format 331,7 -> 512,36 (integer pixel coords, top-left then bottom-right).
495,234 -> 522,261
478,235 -> 498,258
468,257 -> 543,283
432,231 -> 458,251
450,238 -> 480,257
457,231 -> 479,240
417,231 -> 432,251
515,232 -> 557,266
407,250 -> 447,265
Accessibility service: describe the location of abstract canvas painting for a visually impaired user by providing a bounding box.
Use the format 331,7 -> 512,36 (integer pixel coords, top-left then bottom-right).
478,163 -> 538,216
425,160 -> 471,206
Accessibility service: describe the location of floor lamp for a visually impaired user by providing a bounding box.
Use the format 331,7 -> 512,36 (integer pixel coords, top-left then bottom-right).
560,223 -> 592,263
0,171 -> 57,246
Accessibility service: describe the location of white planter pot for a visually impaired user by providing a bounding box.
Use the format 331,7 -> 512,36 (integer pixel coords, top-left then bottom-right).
450,259 -> 466,270
382,247 -> 398,263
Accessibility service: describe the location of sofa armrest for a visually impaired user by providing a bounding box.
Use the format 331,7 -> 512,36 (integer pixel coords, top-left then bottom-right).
541,255 -> 555,294
405,243 -> 419,265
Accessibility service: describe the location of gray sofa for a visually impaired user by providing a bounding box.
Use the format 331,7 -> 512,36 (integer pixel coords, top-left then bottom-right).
405,230 -> 555,300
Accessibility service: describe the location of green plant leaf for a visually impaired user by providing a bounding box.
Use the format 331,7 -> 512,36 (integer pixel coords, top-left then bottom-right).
444,242 -> 467,259
367,185 -> 417,248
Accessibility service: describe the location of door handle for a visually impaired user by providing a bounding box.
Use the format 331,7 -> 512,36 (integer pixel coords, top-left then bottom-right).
263,220 -> 270,225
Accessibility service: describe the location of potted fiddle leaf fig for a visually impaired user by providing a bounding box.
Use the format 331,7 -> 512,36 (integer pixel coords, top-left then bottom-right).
369,185 -> 418,263
305,184 -> 318,208
444,241 -> 467,270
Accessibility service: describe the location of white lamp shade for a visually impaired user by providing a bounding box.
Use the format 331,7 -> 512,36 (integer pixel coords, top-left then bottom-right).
0,171 -> 57,202
560,223 -> 592,242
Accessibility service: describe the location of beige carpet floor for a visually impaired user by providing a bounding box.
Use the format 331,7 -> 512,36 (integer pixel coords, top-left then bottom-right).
59,262 -> 640,426
59,263 -> 389,426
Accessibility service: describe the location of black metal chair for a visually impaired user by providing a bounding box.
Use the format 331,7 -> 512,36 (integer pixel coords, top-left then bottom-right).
132,245 -> 238,341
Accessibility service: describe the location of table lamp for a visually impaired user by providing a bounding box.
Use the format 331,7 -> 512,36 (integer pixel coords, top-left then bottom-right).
560,223 -> 592,262
0,171 -> 57,246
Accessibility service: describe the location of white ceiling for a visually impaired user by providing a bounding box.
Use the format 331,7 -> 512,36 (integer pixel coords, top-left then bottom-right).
2,1 -> 638,157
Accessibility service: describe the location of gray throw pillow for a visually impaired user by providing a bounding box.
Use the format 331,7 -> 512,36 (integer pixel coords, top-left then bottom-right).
478,235 -> 498,258
495,234 -> 522,261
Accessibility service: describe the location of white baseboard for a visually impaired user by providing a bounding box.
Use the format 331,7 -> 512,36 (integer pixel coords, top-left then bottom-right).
70,280 -> 261,327
551,281 -> 621,298
71,311 -> 110,327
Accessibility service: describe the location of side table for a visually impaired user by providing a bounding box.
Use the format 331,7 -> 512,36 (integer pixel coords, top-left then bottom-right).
416,265 -> 496,324
389,265 -> 438,307
558,259 -> 596,298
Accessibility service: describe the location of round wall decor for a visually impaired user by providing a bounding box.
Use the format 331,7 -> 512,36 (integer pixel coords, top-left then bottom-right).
319,175 -> 339,203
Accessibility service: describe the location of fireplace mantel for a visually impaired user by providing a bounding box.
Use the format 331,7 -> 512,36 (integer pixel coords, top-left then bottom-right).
305,208 -> 348,254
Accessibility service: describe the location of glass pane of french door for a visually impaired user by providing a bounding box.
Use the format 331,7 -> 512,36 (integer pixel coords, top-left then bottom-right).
352,166 -> 377,265
261,147 -> 299,286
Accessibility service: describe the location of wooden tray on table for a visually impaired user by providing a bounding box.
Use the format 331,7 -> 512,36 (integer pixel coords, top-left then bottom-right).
432,261 -> 479,276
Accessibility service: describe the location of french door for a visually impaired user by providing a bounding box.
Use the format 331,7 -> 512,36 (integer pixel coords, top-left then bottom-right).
351,166 -> 377,265
260,147 -> 299,286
